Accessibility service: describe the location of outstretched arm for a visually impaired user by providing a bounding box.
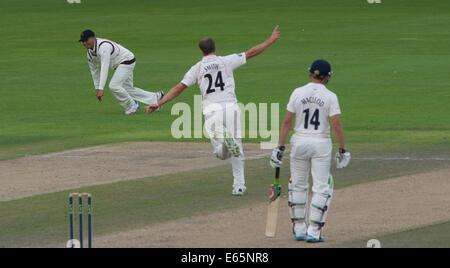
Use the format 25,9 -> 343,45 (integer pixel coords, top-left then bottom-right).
146,83 -> 188,113
245,26 -> 280,60
88,58 -> 100,89
88,58 -> 104,102
97,46 -> 112,91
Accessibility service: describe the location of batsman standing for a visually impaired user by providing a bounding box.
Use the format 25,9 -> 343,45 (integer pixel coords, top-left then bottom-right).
270,59 -> 351,242
147,26 -> 281,196
79,30 -> 163,115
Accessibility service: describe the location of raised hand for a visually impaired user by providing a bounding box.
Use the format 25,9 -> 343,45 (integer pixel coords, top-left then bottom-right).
269,25 -> 280,44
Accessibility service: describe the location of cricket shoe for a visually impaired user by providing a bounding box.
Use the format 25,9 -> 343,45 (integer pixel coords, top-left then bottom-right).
293,223 -> 307,241
156,90 -> 165,101
125,102 -> 140,115
306,235 -> 325,243
224,133 -> 241,157
232,187 -> 246,196
155,90 -> 165,111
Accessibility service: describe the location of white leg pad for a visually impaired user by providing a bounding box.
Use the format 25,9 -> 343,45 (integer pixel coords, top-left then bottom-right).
214,143 -> 230,160
288,184 -> 308,223
231,155 -> 245,188
309,192 -> 332,232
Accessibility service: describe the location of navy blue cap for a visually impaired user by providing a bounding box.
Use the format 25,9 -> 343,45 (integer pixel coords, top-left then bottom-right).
79,29 -> 95,42
309,59 -> 332,77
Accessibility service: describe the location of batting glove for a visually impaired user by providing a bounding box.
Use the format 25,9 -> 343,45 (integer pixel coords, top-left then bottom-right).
270,145 -> 285,168
336,148 -> 351,169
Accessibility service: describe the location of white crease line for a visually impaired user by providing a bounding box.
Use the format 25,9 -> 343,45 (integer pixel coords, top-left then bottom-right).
245,154 -> 269,160
35,153 -> 450,162
41,155 -> 132,160
39,152 -> 270,161
354,157 -> 450,161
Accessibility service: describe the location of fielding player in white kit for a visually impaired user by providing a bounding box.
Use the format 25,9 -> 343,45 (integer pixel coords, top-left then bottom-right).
270,59 -> 351,242
147,26 -> 281,196
79,30 -> 163,115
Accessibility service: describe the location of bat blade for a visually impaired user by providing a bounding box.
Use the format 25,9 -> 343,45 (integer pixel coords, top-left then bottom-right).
265,195 -> 280,237
265,167 -> 281,238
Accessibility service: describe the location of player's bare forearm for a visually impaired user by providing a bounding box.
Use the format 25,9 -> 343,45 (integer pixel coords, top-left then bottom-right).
146,83 -> 188,113
245,40 -> 273,60
334,127 -> 345,149
330,115 -> 345,149
278,111 -> 294,146
158,83 -> 187,106
245,26 -> 280,60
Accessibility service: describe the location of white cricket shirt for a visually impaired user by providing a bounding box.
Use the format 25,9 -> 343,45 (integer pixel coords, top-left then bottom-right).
181,53 -> 246,114
87,38 -> 135,90
287,82 -> 341,138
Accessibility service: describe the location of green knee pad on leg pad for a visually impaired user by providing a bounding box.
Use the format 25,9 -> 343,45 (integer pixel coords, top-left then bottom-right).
309,192 -> 332,229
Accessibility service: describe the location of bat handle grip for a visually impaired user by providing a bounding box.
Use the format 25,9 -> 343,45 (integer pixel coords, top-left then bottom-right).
275,167 -> 280,179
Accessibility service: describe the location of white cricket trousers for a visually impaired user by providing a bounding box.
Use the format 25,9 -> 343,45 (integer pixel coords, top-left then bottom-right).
290,136 -> 333,195
108,63 -> 158,111
289,135 -> 334,237
204,103 -> 245,189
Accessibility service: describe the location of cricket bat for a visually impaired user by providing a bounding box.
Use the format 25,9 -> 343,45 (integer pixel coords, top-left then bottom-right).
265,167 -> 281,237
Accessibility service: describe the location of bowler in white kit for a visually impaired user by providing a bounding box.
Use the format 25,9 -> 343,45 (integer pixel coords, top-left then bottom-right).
270,59 -> 351,243
79,30 -> 163,115
147,26 -> 281,196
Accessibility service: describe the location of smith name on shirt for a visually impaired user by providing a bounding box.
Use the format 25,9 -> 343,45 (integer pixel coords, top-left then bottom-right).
203,63 -> 220,72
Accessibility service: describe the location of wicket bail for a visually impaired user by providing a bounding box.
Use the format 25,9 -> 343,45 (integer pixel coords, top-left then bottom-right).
68,193 -> 93,248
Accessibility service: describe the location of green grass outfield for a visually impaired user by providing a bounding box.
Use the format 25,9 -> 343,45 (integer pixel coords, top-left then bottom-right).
1,0 -> 450,159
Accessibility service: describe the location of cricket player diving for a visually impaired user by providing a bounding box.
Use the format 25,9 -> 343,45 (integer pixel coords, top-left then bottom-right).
270,59 -> 351,242
147,26 -> 281,196
79,30 -> 164,115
